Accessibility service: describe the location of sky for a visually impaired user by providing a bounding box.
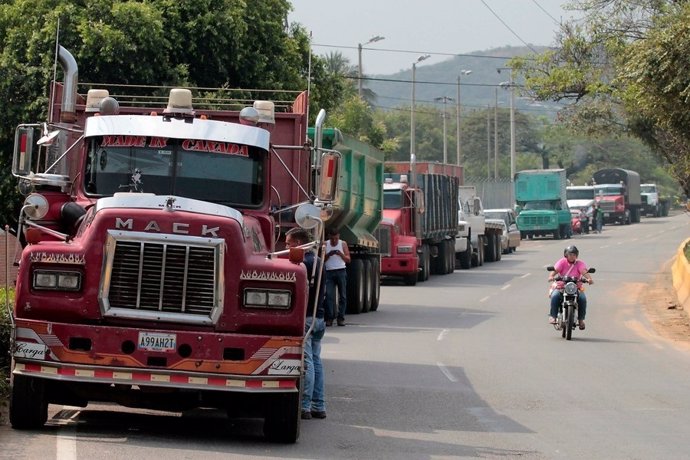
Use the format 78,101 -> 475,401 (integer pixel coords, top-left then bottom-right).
288,0 -> 580,75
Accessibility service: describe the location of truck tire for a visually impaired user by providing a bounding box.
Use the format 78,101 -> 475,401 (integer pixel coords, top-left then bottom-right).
370,259 -> 381,311
554,226 -> 561,240
494,235 -> 502,261
458,237 -> 472,269
361,259 -> 373,313
447,240 -> 455,272
485,234 -> 497,262
346,259 -> 365,314
430,243 -> 442,275
404,273 -> 417,286
477,236 -> 485,266
263,391 -> 300,443
418,245 -> 430,282
10,374 -> 48,429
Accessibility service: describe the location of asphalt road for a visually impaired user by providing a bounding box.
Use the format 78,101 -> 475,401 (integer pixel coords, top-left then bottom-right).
2,213 -> 689,459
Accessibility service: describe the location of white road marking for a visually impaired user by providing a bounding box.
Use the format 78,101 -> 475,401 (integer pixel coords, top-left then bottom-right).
501,284 -> 511,290
520,273 -> 531,279
436,361 -> 458,382
480,296 -> 490,303
56,407 -> 80,460
437,329 -> 448,341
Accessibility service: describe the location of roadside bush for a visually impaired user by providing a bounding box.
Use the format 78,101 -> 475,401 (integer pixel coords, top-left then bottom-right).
0,288 -> 13,401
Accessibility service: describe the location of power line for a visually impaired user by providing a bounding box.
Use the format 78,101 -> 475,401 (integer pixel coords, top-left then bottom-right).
531,0 -> 561,26
348,74 -> 524,89
479,0 -> 540,54
310,43 -> 540,63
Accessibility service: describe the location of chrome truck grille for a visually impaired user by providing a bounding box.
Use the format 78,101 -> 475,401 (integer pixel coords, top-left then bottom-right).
599,201 -> 615,212
374,225 -> 392,256
100,231 -> 225,325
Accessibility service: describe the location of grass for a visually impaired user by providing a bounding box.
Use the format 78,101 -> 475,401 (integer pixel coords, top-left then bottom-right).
685,241 -> 690,263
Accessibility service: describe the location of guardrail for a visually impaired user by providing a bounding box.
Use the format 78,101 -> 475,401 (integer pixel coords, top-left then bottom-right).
672,238 -> 690,312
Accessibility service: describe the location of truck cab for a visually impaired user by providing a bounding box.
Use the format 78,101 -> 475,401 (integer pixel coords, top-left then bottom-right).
640,183 -> 660,217
515,169 -> 572,239
7,46 -> 337,443
379,178 -> 422,285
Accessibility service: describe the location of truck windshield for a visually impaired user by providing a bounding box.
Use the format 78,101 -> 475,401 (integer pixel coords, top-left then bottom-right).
640,185 -> 657,193
595,185 -> 623,196
84,137 -> 264,207
566,189 -> 594,200
383,190 -> 403,209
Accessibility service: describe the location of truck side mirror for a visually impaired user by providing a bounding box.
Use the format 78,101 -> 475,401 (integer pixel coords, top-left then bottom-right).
317,151 -> 339,202
473,197 -> 481,216
13,125 -> 39,177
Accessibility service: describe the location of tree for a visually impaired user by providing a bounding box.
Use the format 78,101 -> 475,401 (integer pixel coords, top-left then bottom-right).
0,0 -> 323,226
511,0 -> 690,194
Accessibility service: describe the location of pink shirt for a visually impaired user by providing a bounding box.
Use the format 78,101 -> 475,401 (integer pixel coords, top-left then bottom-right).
553,258 -> 588,289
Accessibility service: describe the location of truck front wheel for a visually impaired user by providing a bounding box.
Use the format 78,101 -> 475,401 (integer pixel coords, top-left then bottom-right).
263,391 -> 300,443
10,374 -> 48,429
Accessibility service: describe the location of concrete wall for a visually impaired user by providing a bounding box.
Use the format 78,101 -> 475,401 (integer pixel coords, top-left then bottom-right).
672,238 -> 690,312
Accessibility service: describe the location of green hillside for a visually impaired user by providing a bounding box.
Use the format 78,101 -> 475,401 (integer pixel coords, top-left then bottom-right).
366,46 -> 562,118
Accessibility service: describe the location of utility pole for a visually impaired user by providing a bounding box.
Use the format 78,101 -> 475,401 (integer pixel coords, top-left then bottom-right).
357,35 -> 385,98
434,96 -> 454,164
455,69 -> 471,165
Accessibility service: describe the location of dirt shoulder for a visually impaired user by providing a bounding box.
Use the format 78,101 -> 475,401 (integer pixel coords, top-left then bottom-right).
642,263 -> 690,345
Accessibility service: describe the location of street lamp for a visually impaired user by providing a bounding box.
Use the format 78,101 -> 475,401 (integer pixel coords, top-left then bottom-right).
434,96 -> 454,164
410,54 -> 431,186
456,69 -> 471,166
498,67 -> 516,203
358,35 -> 385,98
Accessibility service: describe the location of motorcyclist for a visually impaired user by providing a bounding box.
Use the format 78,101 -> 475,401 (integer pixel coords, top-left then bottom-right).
548,245 -> 594,329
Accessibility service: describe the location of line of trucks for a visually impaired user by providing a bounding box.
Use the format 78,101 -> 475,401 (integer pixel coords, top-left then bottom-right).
5,46 -> 509,444
516,167 -> 670,239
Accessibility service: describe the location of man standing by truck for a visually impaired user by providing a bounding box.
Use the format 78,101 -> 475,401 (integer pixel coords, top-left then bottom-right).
325,229 -> 351,326
285,228 -> 327,420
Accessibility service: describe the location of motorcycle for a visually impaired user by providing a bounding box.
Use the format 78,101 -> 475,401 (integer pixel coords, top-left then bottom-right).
546,266 -> 596,340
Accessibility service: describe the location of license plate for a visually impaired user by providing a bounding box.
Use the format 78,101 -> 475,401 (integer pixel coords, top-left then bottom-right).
138,332 -> 177,352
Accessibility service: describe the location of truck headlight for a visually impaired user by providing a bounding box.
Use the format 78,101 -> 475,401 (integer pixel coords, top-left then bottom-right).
397,245 -> 413,254
33,270 -> 82,291
244,288 -> 292,309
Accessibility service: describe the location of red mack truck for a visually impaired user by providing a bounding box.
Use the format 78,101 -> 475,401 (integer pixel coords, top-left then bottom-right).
7,46 -> 340,443
375,162 -> 461,285
592,168 -> 642,225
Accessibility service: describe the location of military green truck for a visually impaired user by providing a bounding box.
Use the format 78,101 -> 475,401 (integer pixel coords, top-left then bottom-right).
307,128 -> 384,314
515,169 -> 572,239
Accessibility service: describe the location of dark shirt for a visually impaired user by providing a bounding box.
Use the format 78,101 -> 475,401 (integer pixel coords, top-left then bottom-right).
303,251 -> 325,318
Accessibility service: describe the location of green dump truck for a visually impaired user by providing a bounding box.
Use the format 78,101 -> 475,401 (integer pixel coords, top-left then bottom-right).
515,169 -> 572,239
307,128 -> 384,313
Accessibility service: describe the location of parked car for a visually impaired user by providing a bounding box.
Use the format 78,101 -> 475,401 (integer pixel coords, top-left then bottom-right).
484,208 -> 520,252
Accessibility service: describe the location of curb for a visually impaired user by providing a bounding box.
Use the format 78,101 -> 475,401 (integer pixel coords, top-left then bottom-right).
672,238 -> 690,312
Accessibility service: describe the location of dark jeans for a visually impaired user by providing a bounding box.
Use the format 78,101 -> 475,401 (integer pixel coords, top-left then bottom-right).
550,290 -> 587,320
325,269 -> 347,320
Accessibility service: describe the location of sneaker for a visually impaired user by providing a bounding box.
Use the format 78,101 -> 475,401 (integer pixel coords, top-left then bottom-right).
325,320 -> 333,327
311,410 -> 327,419
578,320 -> 586,330
301,410 -> 312,420
548,316 -> 557,325
337,318 -> 345,327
